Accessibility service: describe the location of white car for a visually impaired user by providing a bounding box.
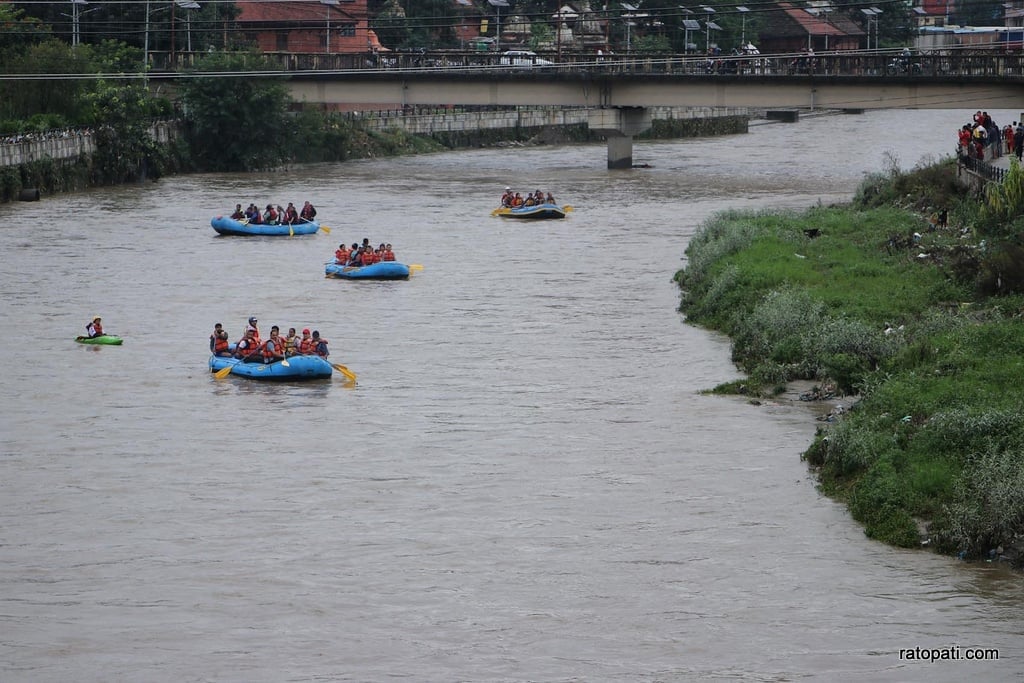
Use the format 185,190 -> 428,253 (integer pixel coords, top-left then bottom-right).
499,50 -> 555,67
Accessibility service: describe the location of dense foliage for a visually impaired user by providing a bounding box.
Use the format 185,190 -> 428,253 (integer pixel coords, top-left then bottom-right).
177,52 -> 292,172
676,158 -> 1024,565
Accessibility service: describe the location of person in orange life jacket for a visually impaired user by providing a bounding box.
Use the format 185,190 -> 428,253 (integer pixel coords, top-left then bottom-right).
382,244 -> 396,261
245,204 -> 262,224
284,328 -> 299,356
86,316 -> 103,338
501,187 -> 513,207
209,322 -> 223,352
297,328 -> 315,355
335,244 -> 350,264
262,326 -> 286,363
213,330 -> 232,357
300,201 -> 317,222
245,316 -> 261,345
230,204 -> 244,220
311,330 -> 329,358
234,328 -> 261,361
511,192 -> 524,207
283,202 -> 299,224
263,204 -> 279,225
360,247 -> 376,266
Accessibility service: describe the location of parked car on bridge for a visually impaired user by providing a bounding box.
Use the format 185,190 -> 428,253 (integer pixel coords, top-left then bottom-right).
499,50 -> 555,67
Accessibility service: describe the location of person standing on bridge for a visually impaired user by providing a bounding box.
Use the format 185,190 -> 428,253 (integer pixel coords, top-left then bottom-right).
1016,122 -> 1024,161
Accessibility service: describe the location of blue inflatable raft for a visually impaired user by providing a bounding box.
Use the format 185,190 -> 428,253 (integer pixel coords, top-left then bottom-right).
209,355 -> 333,380
324,261 -> 410,280
211,216 -> 321,236
492,203 -> 570,220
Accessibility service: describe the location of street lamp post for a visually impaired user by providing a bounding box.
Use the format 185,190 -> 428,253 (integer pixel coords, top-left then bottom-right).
488,0 -> 509,53
701,5 -> 715,53
860,7 -> 881,51
320,0 -> 340,54
65,0 -> 99,47
737,6 -> 749,47
621,3 -> 638,52
72,0 -> 86,46
181,0 -> 199,52
145,0 -> 199,70
679,6 -> 697,53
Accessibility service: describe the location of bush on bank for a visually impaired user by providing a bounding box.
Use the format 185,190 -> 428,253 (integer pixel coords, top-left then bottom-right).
676,158 -> 1024,565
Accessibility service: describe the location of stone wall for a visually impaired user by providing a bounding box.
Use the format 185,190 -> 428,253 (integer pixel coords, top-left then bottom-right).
0,122 -> 177,168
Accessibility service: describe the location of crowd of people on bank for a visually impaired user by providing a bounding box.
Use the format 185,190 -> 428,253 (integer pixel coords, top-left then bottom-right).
333,238 -> 397,267
500,187 -> 557,208
229,200 -> 317,225
209,316 -> 330,363
958,111 -> 1023,162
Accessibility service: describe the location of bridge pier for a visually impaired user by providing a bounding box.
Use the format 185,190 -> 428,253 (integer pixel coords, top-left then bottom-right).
587,107 -> 653,169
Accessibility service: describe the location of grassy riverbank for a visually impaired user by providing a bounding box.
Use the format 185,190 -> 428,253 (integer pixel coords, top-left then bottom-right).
675,157 -> 1024,566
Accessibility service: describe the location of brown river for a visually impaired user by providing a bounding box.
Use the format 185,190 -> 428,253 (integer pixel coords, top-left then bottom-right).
2,109 -> 1022,681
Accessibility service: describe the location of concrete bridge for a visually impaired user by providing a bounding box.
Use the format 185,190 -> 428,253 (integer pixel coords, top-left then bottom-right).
278,50 -> 1024,168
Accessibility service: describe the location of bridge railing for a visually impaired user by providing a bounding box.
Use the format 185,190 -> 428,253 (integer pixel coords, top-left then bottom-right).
144,48 -> 1024,80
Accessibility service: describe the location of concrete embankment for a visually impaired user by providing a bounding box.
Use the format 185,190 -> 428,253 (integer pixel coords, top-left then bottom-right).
0,107 -> 748,201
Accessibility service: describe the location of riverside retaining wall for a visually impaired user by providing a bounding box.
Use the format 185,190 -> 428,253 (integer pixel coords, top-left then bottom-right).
0,122 -> 178,169
0,109 -> 745,169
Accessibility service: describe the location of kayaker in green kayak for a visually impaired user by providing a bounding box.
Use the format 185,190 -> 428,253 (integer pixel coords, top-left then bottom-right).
86,316 -> 104,338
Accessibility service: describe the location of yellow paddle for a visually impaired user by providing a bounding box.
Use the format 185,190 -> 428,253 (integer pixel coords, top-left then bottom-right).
331,363 -> 357,381
289,223 -> 294,237
563,205 -> 574,213
490,208 -> 508,217
409,264 -> 424,271
319,224 -> 331,234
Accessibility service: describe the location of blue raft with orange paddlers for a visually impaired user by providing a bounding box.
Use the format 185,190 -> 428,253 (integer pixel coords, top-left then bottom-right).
211,216 -> 323,236
209,354 -> 333,380
324,261 -> 411,280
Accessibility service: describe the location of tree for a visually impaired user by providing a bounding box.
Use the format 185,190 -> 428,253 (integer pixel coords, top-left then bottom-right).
86,82 -> 170,183
955,0 -> 1005,28
0,40 -> 95,127
178,52 -> 293,172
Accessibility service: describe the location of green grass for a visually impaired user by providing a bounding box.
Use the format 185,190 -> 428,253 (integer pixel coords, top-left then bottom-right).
677,161 -> 1024,563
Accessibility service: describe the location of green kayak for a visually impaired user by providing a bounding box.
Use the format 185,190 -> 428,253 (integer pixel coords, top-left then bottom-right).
75,335 -> 123,345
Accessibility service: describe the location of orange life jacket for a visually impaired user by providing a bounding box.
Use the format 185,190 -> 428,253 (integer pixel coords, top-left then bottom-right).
361,250 -> 375,266
335,248 -> 349,263
235,337 -> 259,359
214,337 -> 230,354
298,337 -> 315,354
382,249 -> 395,261
262,336 -> 285,362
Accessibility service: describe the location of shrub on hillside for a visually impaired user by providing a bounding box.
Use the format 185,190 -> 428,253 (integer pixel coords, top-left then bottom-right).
978,243 -> 1024,295
941,442 -> 1024,558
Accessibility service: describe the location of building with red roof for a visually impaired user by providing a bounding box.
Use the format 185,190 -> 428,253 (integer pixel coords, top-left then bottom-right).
235,0 -> 370,54
758,2 -> 866,53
